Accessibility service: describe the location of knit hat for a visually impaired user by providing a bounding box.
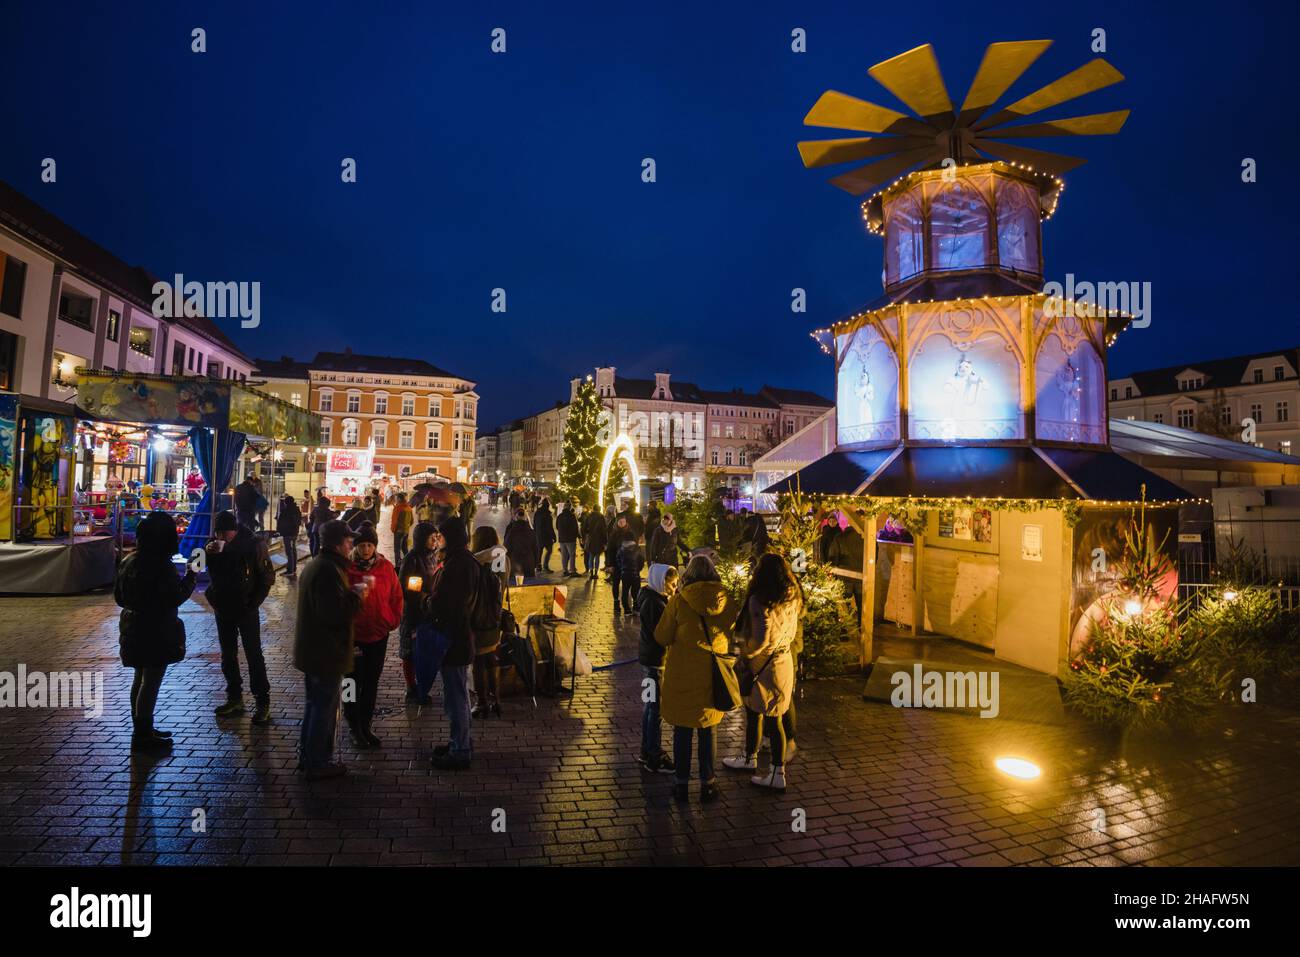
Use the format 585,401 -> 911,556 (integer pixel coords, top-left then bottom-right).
354,521 -> 379,546
439,516 -> 469,550
319,519 -> 356,551
214,510 -> 238,533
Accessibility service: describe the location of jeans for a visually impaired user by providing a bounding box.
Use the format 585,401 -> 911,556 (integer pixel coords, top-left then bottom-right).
130,666 -> 166,734
641,666 -> 664,758
620,575 -> 640,614
559,542 -> 577,574
394,531 -> 409,567
744,708 -> 787,766
308,527 -> 320,556
785,649 -> 798,741
216,608 -> 270,699
609,570 -> 624,611
343,637 -> 388,734
299,673 -> 341,769
282,533 -> 299,575
672,725 -> 716,784
583,547 -> 599,577
441,664 -> 473,758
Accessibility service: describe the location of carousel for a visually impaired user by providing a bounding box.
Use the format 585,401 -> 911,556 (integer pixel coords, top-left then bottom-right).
770,40 -> 1198,677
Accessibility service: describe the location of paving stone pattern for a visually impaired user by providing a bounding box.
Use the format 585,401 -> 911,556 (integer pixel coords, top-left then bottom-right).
1,505 -> 1297,866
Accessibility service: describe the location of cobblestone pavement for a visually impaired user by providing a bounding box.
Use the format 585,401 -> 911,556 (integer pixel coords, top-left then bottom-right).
1,504 -> 1298,866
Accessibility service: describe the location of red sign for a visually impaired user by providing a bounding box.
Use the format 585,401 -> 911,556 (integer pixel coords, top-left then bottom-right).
328,449 -> 361,471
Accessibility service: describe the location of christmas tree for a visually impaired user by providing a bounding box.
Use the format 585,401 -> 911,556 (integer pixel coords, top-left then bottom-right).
557,378 -> 608,507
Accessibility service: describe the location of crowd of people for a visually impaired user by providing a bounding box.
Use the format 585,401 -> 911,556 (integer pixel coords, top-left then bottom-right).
113,484 -> 804,797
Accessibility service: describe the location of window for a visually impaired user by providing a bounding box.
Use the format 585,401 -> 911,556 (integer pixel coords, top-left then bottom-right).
372,422 -> 387,448
1281,441 -> 1293,456
465,402 -> 475,420
710,448 -> 719,465
724,449 -> 733,466
172,341 -> 186,375
784,418 -> 795,436
1278,401 -> 1290,423
1152,412 -> 1163,424
1110,388 -> 1118,401
1254,368 -> 1265,384
740,425 -> 747,439
725,425 -> 734,438
426,427 -> 441,450
346,392 -> 360,413
51,351 -> 83,391
128,325 -> 154,357
318,390 -> 333,412
739,449 -> 747,466
106,309 -> 121,342
400,425 -> 414,449
1176,408 -> 1194,429
374,393 -> 387,414
58,291 -> 94,329
402,395 -> 415,416
399,465 -> 412,478
711,423 -> 719,437
0,255 -> 27,317
187,347 -> 195,371
1220,406 -> 1233,428
1250,402 -> 1263,422
454,400 -> 462,419
1276,365 -> 1286,381
290,392 -> 303,407
320,420 -> 333,444
1125,386 -> 1133,399
342,419 -> 360,447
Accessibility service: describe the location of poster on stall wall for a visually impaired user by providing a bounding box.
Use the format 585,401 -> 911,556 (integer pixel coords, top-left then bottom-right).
20,412 -> 73,539
0,392 -> 17,539
937,507 -> 993,543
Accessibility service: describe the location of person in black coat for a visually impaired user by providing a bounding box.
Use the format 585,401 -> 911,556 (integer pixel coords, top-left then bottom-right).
276,493 -> 303,577
115,511 -> 196,753
397,521 -> 439,704
606,516 -> 632,615
422,517 -> 479,770
635,562 -> 679,772
581,507 -> 608,580
555,502 -> 580,577
205,511 -> 276,723
233,477 -> 259,530
308,491 -> 334,556
533,499 -> 556,572
503,509 -> 539,579
648,512 -> 682,566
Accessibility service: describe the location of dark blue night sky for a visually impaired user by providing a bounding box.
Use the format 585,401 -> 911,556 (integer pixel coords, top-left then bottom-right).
2,1 -> 1295,428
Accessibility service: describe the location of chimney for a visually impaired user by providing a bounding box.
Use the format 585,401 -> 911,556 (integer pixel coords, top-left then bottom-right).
654,372 -> 672,400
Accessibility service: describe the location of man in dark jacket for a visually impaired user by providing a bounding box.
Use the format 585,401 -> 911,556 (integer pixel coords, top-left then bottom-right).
293,519 -> 364,778
308,490 -> 333,556
275,493 -> 303,577
556,503 -> 580,577
581,506 -> 607,580
397,521 -> 438,705
635,562 -> 678,773
233,477 -> 259,531
422,517 -> 478,770
503,508 -> 539,580
205,510 -> 276,723
533,500 -> 556,573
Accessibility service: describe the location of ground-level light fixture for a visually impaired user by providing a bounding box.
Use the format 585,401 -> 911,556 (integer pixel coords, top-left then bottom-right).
995,757 -> 1041,781
1222,589 -> 1239,602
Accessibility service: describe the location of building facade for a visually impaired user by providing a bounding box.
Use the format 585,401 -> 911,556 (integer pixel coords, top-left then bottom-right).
702,389 -> 781,485
1109,348 -> 1300,457
253,351 -> 477,482
0,180 -> 253,403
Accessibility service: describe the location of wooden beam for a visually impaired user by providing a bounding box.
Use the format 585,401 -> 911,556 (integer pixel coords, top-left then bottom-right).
861,522 -> 877,665
912,528 -> 926,636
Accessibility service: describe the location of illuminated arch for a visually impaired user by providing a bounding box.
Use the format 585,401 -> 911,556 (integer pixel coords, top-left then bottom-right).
597,433 -> 640,511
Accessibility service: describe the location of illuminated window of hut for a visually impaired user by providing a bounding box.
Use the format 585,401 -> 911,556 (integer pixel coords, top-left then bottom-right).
928,181 -> 990,272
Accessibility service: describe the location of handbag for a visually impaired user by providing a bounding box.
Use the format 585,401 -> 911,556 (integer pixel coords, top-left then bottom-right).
738,650 -> 775,699
697,612 -> 741,712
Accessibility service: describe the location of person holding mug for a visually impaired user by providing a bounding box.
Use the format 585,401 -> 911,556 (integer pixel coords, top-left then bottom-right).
342,522 -> 403,748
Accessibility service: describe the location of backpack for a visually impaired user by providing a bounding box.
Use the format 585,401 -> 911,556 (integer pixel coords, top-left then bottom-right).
471,563 -> 503,633
618,540 -> 644,577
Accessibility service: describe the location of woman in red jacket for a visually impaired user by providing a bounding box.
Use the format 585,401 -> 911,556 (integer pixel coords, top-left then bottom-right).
344,522 -> 403,748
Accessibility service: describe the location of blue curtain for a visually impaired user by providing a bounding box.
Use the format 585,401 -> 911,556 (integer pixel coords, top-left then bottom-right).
178,426 -> 245,556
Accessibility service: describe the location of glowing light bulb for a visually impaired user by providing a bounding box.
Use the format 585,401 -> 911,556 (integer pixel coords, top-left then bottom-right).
1123,600 -> 1143,617
1222,590 -> 1239,602
995,757 -> 1041,780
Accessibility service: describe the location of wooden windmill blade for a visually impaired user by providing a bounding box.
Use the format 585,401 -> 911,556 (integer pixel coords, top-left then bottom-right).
798,41 -> 1128,195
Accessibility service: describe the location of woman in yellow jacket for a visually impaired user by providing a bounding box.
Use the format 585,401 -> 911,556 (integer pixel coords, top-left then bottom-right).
655,554 -> 739,803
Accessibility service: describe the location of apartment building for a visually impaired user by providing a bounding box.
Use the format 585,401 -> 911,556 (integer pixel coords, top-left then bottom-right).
702,389 -> 781,483
1109,347 -> 1300,457
253,350 -> 476,481
0,180 -> 253,404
